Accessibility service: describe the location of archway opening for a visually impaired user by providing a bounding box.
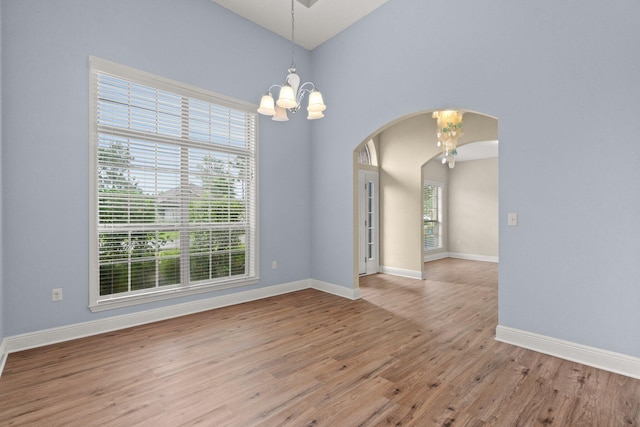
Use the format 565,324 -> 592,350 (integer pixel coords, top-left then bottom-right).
353,110 -> 498,288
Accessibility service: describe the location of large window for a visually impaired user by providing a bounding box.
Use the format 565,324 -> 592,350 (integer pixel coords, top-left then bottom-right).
423,183 -> 442,250
89,57 -> 258,311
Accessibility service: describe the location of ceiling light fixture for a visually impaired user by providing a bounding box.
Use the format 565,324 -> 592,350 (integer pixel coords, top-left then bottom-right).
433,110 -> 464,168
257,0 -> 326,121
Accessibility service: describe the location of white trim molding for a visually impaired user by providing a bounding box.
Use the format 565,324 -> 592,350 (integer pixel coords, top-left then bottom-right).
3,280 -> 306,356
379,266 -> 425,280
0,340 -> 7,378
448,252 -> 499,263
423,252 -> 449,263
310,279 -> 361,300
0,279 -> 361,377
496,325 -> 640,380
424,252 -> 499,263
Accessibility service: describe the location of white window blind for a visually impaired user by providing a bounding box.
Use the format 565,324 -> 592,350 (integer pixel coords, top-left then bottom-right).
424,183 -> 442,250
89,57 -> 258,311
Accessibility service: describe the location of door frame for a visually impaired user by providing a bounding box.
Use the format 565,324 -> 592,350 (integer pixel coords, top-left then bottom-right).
358,170 -> 379,276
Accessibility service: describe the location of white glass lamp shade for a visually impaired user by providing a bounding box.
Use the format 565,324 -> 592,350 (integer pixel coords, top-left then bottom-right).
307,90 -> 326,113
276,84 -> 297,109
307,110 -> 324,120
257,93 -> 276,116
272,104 -> 289,121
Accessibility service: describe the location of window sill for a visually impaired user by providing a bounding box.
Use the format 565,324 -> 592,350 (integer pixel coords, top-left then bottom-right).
89,277 -> 260,312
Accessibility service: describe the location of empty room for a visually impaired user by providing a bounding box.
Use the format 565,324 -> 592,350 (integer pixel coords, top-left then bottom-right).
0,0 -> 639,425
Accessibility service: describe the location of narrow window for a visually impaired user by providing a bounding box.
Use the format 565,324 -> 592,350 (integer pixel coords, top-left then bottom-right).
358,144 -> 371,165
423,183 -> 442,250
89,57 -> 258,311
358,139 -> 378,166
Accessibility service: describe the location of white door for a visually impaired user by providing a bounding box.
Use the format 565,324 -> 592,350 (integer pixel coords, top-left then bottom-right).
359,171 -> 379,275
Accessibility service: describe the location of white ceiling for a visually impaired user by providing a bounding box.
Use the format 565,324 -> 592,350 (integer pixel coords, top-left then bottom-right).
454,140 -> 499,162
210,0 -> 390,50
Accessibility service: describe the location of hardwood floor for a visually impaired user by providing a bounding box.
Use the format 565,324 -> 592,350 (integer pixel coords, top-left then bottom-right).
1,258 -> 638,426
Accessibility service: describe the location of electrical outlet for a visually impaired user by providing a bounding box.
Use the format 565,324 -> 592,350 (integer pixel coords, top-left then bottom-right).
52,288 -> 63,302
508,213 -> 518,226
272,261 -> 278,269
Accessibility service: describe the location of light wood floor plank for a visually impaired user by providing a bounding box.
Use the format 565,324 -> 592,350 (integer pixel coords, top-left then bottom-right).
1,258 -> 638,426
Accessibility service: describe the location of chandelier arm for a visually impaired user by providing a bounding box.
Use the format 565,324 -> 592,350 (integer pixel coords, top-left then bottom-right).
297,82 -> 316,104
298,82 -> 316,93
268,84 -> 282,94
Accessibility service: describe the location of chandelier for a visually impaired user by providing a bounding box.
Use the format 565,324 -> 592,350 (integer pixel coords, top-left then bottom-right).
433,110 -> 464,168
257,0 -> 326,121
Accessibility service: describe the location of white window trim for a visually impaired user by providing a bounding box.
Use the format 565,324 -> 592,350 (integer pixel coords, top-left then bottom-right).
88,56 -> 259,312
424,180 -> 443,252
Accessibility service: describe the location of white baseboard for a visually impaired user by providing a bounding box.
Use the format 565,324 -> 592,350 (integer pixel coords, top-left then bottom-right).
448,252 -> 499,263
311,279 -> 361,300
496,325 -> 640,380
423,252 -> 499,263
0,340 -> 7,378
379,266 -> 425,279
0,279 -> 361,377
423,252 -> 449,262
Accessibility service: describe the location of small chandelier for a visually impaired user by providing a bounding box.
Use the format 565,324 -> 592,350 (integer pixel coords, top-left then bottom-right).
257,0 -> 326,121
433,110 -> 464,168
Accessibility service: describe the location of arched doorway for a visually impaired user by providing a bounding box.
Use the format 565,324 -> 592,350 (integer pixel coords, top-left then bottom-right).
353,110 -> 498,287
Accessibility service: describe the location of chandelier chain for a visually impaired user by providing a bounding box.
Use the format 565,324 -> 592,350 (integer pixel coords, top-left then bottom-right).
290,0 -> 296,68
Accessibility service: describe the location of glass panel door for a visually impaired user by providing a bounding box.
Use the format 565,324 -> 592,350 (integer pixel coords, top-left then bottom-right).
359,171 -> 379,275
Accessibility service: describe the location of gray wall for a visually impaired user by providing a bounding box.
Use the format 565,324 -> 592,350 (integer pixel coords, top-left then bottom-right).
311,0 -> 640,358
1,0 -> 312,336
